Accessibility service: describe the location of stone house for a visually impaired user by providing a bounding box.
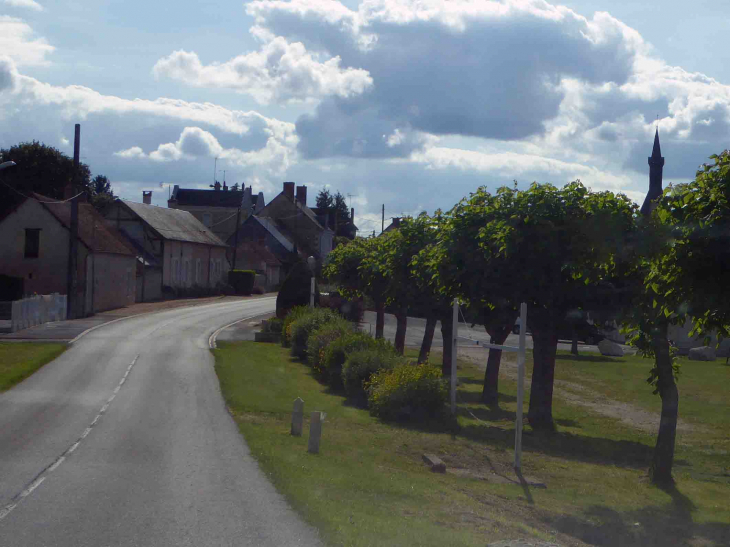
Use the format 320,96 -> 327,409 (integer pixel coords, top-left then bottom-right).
166,182 -> 265,242
0,193 -> 137,315
104,196 -> 229,299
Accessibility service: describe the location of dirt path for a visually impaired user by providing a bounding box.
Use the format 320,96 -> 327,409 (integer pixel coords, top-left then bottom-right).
435,346 -> 693,434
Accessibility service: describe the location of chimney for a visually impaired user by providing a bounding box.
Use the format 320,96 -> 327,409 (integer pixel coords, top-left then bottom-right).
351,207 -> 354,225
296,185 -> 307,206
223,181 -> 228,191
393,217 -> 401,228
143,191 -> 152,205
283,181 -> 295,199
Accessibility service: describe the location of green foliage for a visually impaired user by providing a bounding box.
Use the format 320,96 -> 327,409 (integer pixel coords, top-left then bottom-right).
228,270 -> 256,295
282,306 -> 311,348
321,332 -> 382,386
290,308 -> 342,359
366,363 -> 448,421
307,318 -> 354,374
342,347 -> 402,403
316,189 -> 352,236
0,141 -> 92,216
276,261 -> 318,318
267,317 -> 283,334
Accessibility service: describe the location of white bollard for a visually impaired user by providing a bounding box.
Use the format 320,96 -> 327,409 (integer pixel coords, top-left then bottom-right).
291,398 -> 304,436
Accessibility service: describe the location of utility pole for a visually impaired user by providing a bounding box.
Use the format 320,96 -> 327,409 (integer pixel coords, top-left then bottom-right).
381,204 -> 384,234
66,124 -> 80,319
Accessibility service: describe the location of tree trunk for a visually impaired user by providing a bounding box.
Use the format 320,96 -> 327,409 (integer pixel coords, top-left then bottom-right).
419,314 -> 437,363
375,300 -> 385,339
481,323 -> 513,407
440,311 -> 453,377
649,323 -> 679,486
571,325 -> 579,356
394,310 -> 408,355
527,323 -> 558,431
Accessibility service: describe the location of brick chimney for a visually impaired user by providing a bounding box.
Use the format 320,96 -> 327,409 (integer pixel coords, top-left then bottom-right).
296,185 -> 307,206
283,181 -> 295,199
143,191 -> 152,205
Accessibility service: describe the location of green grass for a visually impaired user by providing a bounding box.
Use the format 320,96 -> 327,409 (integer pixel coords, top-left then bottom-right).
0,342 -> 67,392
214,341 -> 730,547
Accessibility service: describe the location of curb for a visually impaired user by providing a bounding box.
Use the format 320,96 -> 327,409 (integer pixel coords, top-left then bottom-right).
208,310 -> 276,349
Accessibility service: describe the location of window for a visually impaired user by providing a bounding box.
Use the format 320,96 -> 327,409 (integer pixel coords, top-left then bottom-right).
202,213 -> 212,227
24,229 -> 40,258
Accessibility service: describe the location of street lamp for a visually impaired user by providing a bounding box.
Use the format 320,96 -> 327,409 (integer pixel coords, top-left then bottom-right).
307,256 -> 316,308
0,161 -> 17,171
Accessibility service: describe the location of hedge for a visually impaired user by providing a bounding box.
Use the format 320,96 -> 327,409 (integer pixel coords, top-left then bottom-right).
228,270 -> 256,295
342,348 -> 402,404
367,363 -> 447,421
307,318 -> 354,376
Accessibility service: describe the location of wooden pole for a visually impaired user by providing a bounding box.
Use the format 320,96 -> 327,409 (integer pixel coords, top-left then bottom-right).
514,302 -> 527,470
66,124 -> 80,319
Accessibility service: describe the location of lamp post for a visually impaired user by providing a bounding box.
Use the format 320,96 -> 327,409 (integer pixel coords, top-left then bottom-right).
307,255 -> 316,308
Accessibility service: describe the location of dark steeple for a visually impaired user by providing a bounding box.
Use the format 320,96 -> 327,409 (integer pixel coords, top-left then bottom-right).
641,128 -> 665,216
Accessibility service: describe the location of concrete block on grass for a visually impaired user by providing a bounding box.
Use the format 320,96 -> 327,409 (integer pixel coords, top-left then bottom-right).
422,454 -> 446,473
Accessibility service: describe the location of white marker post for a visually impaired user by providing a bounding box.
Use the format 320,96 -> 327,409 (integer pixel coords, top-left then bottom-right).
514,302 -> 527,470
450,298 -> 459,415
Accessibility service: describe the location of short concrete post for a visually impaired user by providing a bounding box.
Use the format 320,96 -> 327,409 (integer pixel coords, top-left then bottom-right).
308,411 -> 325,454
291,398 -> 304,436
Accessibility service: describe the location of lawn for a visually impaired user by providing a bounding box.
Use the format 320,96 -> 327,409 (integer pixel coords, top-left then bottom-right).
214,341 -> 730,547
0,342 -> 67,392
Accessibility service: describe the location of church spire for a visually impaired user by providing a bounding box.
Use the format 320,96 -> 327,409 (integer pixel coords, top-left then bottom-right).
641,128 -> 665,216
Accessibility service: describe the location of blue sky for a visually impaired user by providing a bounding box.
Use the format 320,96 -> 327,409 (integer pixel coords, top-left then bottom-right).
2,0 -> 729,234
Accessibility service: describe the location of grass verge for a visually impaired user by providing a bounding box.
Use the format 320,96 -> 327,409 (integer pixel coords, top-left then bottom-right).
0,342 -> 67,392
214,341 -> 730,547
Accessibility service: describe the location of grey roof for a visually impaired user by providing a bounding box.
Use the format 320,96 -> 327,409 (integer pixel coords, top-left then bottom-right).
122,200 -> 228,247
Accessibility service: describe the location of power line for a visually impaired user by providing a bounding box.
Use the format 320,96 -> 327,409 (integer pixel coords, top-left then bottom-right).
0,180 -> 86,203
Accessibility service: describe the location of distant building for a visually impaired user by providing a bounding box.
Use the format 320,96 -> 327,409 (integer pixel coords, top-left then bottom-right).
167,182 -> 265,242
0,193 -> 137,315
105,195 -> 229,300
382,217 -> 401,234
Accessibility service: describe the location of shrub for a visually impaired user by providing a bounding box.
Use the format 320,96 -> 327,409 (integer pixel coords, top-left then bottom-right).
267,317 -> 283,334
276,261 -> 319,318
307,318 -> 354,374
342,348 -> 402,403
228,270 -> 256,295
290,308 -> 342,359
323,333 -> 390,388
367,363 -> 447,421
282,306 -> 311,348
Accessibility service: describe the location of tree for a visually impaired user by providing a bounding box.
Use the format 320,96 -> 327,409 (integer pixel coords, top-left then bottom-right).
436,182 -> 638,428
323,237 -> 388,338
0,141 -> 92,216
90,174 -> 115,212
625,150 -> 730,485
315,189 -> 352,237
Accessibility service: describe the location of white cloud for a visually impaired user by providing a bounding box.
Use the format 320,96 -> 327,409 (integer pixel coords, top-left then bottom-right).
0,16 -> 54,66
2,0 -> 43,11
153,37 -> 373,105
114,146 -> 146,159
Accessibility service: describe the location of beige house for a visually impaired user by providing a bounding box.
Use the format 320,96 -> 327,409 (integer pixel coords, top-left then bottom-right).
105,197 -> 230,297
0,193 -> 137,315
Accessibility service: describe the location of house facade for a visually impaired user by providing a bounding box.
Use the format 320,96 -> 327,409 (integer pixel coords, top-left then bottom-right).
105,197 -> 230,299
167,183 -> 265,242
0,194 -> 137,316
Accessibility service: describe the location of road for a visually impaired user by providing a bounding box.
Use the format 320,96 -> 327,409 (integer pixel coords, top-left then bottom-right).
0,297 -> 321,547
361,311 -> 632,355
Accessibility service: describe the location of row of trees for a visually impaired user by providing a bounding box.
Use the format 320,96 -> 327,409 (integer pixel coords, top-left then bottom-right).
0,141 -> 116,216
323,151 -> 730,486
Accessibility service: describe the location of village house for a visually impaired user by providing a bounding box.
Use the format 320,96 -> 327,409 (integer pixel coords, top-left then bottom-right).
167,182 -> 265,242
104,195 -> 229,300
0,193 -> 137,315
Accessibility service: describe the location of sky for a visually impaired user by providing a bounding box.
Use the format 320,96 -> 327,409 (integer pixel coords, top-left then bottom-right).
1,0 -> 729,235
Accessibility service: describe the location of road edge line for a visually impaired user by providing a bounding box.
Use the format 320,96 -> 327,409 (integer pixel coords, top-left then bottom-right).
208,311 -> 275,349
69,297 -> 276,346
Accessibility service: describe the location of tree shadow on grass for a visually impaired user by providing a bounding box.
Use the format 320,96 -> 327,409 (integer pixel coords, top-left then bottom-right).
457,424 -> 653,469
547,484 -> 729,547
455,387 -> 516,406
555,353 -> 624,364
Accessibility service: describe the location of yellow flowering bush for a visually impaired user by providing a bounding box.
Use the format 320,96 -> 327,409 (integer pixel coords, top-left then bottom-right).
342,347 -> 402,404
281,306 -> 311,348
366,363 -> 447,421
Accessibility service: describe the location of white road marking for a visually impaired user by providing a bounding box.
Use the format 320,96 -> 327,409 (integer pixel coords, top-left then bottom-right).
208,313 -> 271,349
0,354 -> 141,521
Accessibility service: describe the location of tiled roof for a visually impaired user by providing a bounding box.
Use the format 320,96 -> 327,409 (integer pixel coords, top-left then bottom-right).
170,187 -> 247,207
121,200 -> 228,247
236,241 -> 282,266
34,194 -> 136,256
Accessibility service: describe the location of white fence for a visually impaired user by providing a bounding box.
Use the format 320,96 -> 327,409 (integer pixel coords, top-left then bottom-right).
11,294 -> 67,333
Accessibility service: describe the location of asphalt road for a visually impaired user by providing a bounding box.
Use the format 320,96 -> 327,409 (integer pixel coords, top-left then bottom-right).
0,297 -> 321,547
361,311 -> 632,354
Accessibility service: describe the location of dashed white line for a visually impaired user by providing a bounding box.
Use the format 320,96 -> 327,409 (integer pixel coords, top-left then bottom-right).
0,354 -> 141,521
